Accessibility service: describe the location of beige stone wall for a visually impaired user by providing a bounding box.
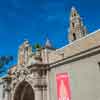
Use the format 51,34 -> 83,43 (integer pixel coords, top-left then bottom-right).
48,51 -> 100,100
64,29 -> 100,58
47,29 -> 100,100
48,52 -> 64,63
0,81 -> 3,100
48,29 -> 100,63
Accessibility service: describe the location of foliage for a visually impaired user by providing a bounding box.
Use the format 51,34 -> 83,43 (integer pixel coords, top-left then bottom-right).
32,43 -> 41,50
0,56 -> 13,68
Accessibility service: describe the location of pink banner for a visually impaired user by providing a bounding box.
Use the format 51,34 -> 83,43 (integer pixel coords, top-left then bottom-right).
56,73 -> 71,100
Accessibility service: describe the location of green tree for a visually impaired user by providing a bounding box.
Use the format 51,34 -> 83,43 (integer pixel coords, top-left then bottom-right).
32,43 -> 41,51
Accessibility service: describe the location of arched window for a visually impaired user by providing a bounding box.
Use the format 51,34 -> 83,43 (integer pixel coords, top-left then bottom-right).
73,33 -> 76,40
74,13 -> 76,16
72,13 -> 76,17
72,23 -> 75,28
14,81 -> 35,100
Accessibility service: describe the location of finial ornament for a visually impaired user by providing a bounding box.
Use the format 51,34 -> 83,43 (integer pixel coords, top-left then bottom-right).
45,37 -> 52,48
71,6 -> 76,11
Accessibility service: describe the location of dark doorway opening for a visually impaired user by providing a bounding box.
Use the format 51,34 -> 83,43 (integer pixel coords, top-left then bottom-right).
14,81 -> 34,100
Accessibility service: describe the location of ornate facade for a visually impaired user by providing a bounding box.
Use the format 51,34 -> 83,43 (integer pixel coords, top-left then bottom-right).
1,7 -> 100,100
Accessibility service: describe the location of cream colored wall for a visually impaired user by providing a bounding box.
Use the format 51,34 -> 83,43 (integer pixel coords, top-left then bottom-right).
48,52 -> 64,63
48,29 -> 100,64
48,53 -> 100,100
0,83 -> 3,100
64,30 -> 100,58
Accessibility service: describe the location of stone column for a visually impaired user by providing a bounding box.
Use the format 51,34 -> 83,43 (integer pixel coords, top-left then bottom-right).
47,71 -> 50,100
42,87 -> 47,100
34,88 -> 43,100
4,92 -> 8,100
7,91 -> 11,100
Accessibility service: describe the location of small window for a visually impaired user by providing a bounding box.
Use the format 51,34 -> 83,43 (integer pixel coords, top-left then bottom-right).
73,33 -> 76,40
72,13 -> 76,17
72,23 -> 75,28
74,13 -> 76,16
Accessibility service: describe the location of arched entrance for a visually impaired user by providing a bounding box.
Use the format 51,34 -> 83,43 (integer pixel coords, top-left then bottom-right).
14,81 -> 35,100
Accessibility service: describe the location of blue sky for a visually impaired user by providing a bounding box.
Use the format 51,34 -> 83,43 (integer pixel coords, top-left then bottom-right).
0,0 -> 100,75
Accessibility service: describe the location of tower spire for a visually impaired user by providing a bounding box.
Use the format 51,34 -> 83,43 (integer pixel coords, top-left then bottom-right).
45,37 -> 52,49
68,6 -> 88,42
71,6 -> 77,12
70,6 -> 79,19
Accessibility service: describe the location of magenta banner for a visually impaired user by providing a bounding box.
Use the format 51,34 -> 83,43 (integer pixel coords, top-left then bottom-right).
56,73 -> 71,100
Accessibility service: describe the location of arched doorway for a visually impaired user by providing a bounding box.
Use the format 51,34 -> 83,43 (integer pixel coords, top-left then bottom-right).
14,81 -> 35,100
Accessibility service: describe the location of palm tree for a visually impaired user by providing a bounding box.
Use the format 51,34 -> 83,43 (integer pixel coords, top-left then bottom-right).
0,56 -> 5,68
0,56 -> 13,68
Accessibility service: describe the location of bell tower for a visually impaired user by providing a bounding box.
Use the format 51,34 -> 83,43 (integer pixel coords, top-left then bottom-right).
68,7 -> 88,42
